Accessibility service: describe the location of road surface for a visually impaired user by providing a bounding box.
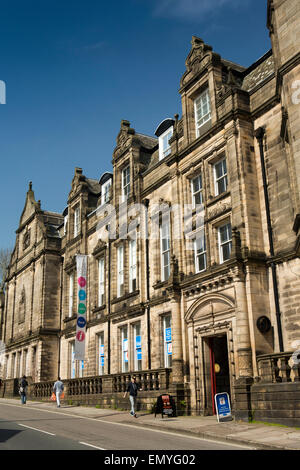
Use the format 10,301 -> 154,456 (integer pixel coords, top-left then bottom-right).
0,401 -> 253,451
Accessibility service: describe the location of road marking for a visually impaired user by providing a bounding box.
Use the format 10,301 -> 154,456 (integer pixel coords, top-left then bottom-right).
0,401 -> 253,449
18,423 -> 56,436
79,442 -> 106,450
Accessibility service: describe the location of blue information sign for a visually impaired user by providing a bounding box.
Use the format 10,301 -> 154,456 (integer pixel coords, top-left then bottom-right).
214,392 -> 232,422
137,348 -> 142,361
165,327 -> 172,342
136,335 -> 141,349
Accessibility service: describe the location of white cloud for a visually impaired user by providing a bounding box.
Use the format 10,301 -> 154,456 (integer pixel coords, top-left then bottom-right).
152,0 -> 247,19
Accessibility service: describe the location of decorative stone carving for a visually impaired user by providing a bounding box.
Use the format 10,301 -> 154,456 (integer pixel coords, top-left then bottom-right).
207,201 -> 230,219
113,120 -> 135,159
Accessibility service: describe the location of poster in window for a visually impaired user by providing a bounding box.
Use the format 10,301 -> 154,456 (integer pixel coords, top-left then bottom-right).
136,335 -> 141,349
124,350 -> 128,363
137,348 -> 142,361
165,327 -> 172,343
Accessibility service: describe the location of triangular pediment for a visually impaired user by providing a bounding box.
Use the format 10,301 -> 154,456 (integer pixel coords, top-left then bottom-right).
19,182 -> 40,228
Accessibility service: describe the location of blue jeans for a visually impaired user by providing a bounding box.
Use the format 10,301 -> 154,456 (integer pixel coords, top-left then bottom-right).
129,395 -> 137,415
21,394 -> 26,404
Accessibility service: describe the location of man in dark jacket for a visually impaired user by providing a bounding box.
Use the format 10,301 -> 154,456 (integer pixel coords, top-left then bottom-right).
123,376 -> 139,417
19,375 -> 28,405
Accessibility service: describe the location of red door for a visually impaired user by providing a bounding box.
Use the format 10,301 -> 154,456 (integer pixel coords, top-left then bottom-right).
209,337 -> 217,415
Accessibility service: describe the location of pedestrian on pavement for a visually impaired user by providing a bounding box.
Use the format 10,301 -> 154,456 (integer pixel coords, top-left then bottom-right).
123,375 -> 140,417
19,375 -> 28,405
53,377 -> 64,408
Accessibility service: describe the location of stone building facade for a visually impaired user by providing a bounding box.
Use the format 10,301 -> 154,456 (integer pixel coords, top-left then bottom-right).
1,0 -> 300,417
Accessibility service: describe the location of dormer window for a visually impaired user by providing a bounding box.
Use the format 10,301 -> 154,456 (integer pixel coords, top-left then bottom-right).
155,118 -> 175,162
99,172 -> 113,206
159,127 -> 173,161
101,180 -> 111,205
194,88 -> 211,137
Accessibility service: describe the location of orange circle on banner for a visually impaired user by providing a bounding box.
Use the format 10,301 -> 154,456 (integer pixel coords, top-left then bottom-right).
76,331 -> 85,342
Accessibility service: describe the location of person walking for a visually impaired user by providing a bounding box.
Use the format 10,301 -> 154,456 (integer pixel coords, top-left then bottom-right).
123,375 -> 139,418
53,377 -> 64,408
19,375 -> 28,405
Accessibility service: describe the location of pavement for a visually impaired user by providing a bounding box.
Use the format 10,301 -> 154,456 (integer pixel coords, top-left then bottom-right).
1,397 -> 300,450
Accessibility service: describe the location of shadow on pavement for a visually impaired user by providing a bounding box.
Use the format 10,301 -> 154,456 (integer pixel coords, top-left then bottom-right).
0,429 -> 23,443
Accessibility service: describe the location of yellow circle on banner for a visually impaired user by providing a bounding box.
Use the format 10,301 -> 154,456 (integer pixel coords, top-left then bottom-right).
215,363 -> 221,374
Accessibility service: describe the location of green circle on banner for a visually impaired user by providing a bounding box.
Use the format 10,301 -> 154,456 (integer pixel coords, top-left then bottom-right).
78,303 -> 86,315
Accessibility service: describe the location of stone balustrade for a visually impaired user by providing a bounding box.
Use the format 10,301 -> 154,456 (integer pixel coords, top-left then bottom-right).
30,368 -> 171,399
257,351 -> 300,383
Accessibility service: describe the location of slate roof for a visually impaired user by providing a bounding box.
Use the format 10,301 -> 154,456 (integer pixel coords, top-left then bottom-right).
86,178 -> 101,195
242,51 -> 275,92
135,133 -> 158,150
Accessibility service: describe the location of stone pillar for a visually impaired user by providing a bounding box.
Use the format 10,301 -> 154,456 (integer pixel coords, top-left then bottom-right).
170,295 -> 184,384
234,270 -> 253,378
234,377 -> 254,422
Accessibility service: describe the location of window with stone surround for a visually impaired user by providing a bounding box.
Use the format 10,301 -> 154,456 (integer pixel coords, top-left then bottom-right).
194,231 -> 207,273
74,206 -> 80,238
98,257 -> 105,306
133,322 -> 142,371
160,216 -> 171,282
194,88 -> 211,137
23,229 -> 31,251
98,332 -> 105,375
122,165 -> 130,201
19,287 -> 26,323
117,244 -> 124,297
120,325 -> 129,373
214,158 -> 228,196
191,173 -> 203,208
68,273 -> 74,317
129,239 -> 137,293
218,222 -> 232,263
162,314 -> 172,368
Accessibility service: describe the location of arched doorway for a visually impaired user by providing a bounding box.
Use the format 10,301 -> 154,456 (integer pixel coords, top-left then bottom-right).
185,294 -> 236,415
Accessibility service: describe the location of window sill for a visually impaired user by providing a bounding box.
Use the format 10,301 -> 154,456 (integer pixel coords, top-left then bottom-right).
92,305 -> 106,314
153,280 -> 169,290
206,190 -> 230,208
64,314 -> 77,323
111,290 -> 140,305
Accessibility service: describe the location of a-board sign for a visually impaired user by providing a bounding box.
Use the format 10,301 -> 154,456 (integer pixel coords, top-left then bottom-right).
161,395 -> 173,415
214,392 -> 233,422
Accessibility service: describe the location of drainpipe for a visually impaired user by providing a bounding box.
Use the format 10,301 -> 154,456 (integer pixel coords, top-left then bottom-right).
57,256 -> 64,379
107,229 -> 111,375
144,199 -> 151,370
255,127 -> 284,352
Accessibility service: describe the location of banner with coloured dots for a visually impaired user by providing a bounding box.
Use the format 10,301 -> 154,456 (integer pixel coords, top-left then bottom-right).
75,255 -> 88,360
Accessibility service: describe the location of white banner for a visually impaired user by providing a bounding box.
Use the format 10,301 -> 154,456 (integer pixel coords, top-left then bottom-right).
75,255 -> 88,360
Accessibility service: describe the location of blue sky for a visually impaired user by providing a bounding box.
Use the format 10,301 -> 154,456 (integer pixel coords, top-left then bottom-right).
0,0 -> 271,248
